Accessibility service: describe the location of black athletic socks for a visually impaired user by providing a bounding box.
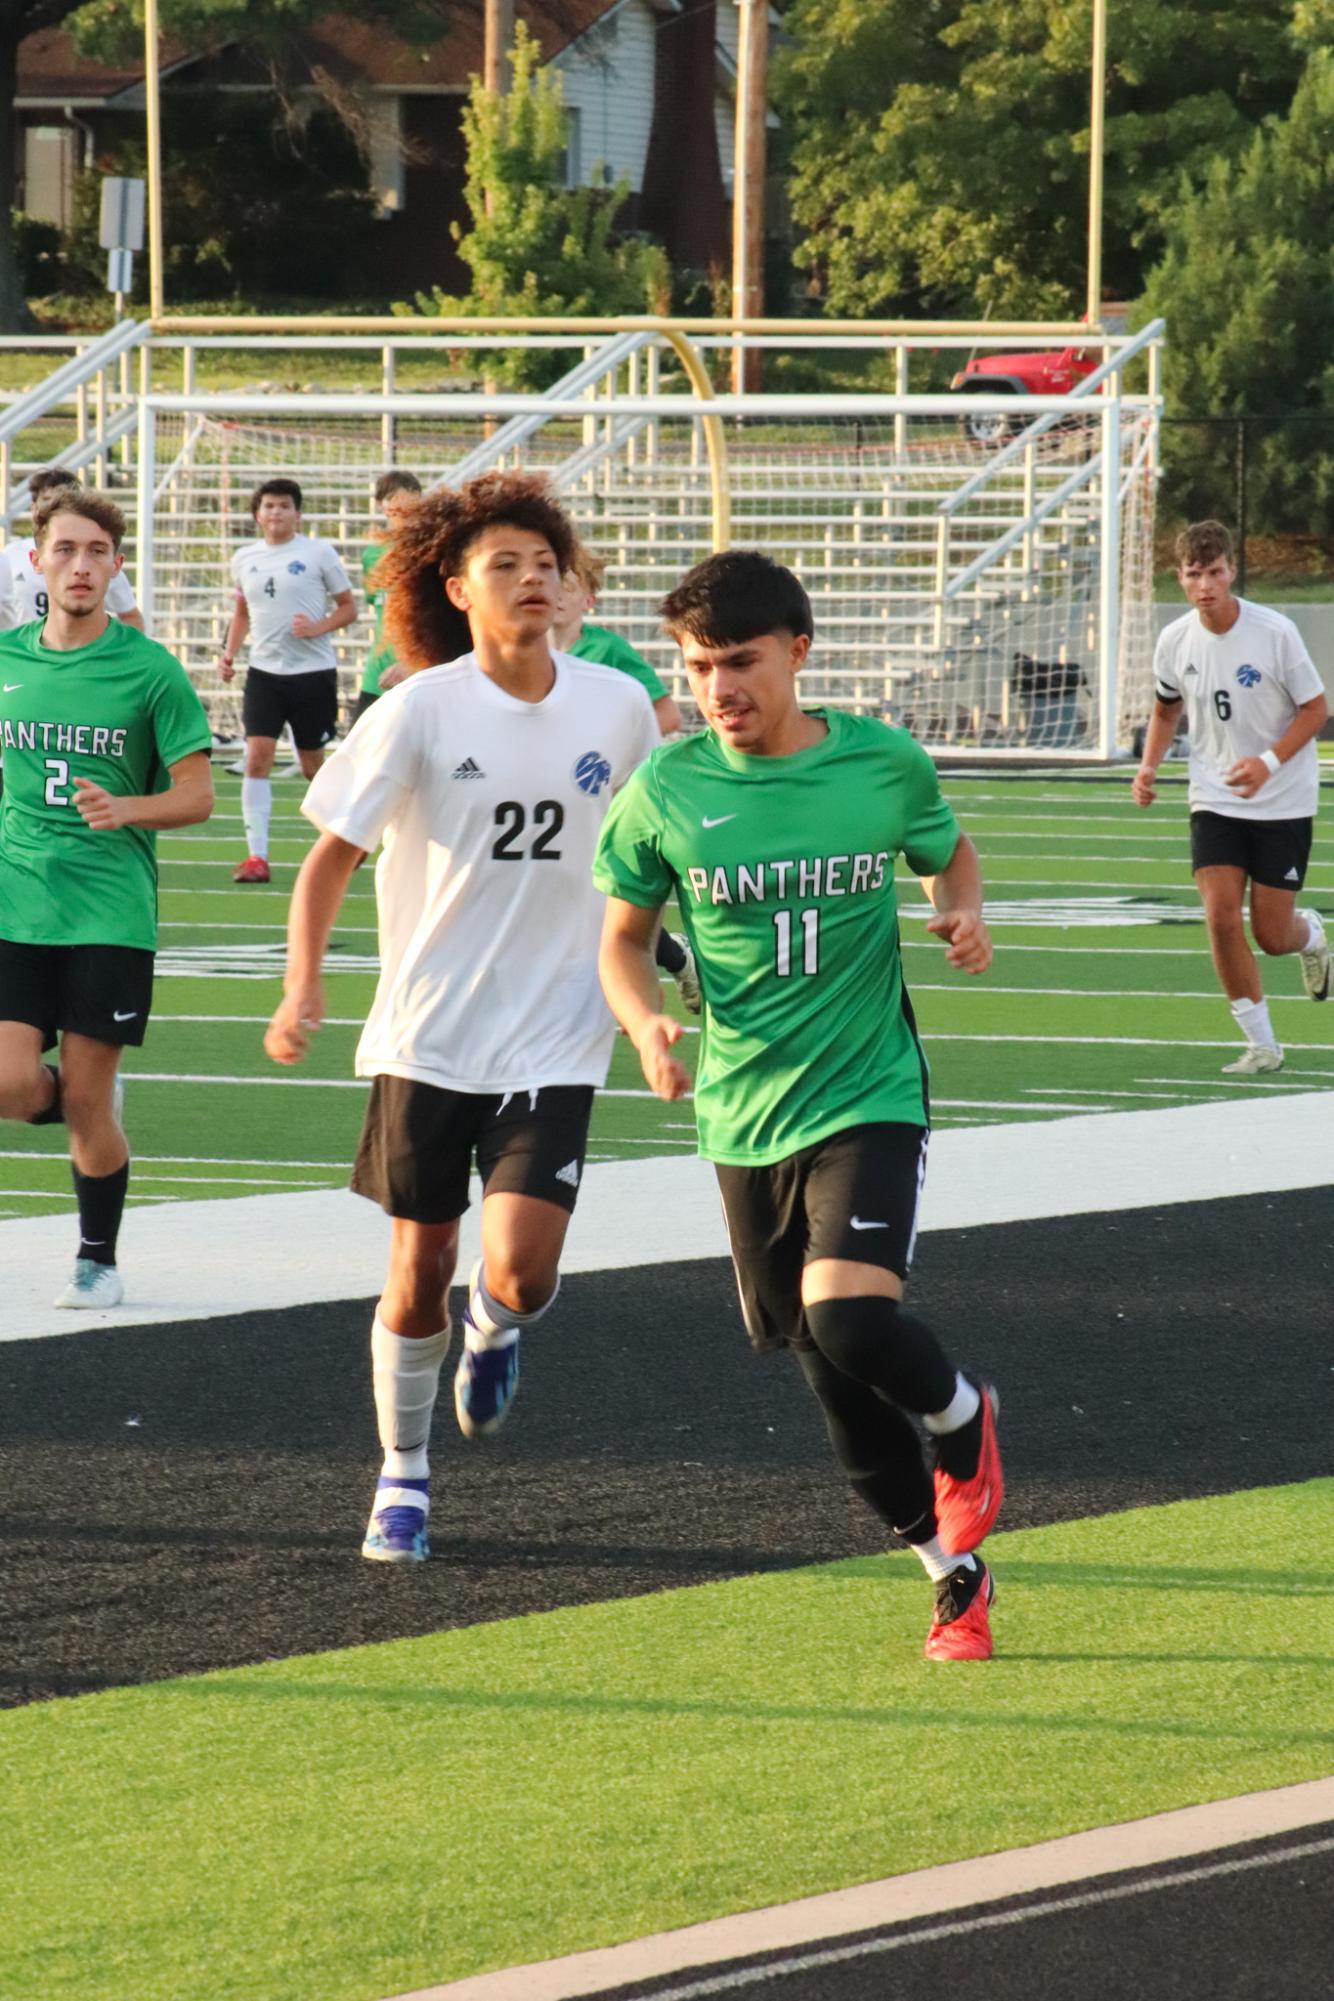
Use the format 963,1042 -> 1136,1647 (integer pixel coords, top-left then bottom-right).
73,1160 -> 129,1266
654,931 -> 687,977
802,1295 -> 958,1416
28,1065 -> 64,1125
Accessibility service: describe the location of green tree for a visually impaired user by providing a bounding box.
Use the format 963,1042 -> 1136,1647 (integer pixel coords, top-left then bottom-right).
774,0 -> 1309,321
408,22 -> 669,388
1140,50 -> 1334,534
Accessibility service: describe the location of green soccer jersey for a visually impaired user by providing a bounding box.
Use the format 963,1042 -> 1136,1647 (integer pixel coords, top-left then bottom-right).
0,617 -> 212,951
593,708 -> 962,1165
361,542 -> 395,696
569,623 -> 667,703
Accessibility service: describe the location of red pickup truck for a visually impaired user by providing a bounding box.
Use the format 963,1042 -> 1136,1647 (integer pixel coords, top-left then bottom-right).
950,345 -> 1101,443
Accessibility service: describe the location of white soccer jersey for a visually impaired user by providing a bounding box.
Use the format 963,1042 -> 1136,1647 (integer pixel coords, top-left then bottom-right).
303,649 -> 661,1093
11,535 -> 138,623
230,532 -> 352,677
1155,600 -> 1325,821
0,548 -> 14,630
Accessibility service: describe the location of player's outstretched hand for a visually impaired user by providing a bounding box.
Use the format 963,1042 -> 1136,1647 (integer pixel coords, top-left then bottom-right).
265,988 -> 324,1066
1131,765 -> 1157,807
926,907 -> 993,975
73,779 -> 129,831
635,1014 -> 692,1101
1226,756 -> 1270,800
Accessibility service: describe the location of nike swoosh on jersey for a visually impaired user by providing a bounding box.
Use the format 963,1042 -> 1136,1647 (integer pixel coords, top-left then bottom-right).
2,682 -> 21,693
701,814 -> 737,829
849,1216 -> 888,1230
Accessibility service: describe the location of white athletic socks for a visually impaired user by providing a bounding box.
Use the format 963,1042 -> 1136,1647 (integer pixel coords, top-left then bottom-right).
371,1313 -> 450,1482
922,1373 -> 981,1437
463,1265 -> 560,1352
1230,994 -> 1277,1050
1301,909 -> 1326,954
241,776 -> 272,860
911,1536 -> 977,1584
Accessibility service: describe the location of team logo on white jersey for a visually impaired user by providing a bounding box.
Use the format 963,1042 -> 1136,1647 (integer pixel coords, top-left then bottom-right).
574,751 -> 612,796
287,559 -> 307,575
1236,665 -> 1262,687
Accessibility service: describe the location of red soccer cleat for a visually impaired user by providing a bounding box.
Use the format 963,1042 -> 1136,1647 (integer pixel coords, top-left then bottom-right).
232,855 -> 271,884
924,1559 -> 995,1662
933,1381 -> 1003,1554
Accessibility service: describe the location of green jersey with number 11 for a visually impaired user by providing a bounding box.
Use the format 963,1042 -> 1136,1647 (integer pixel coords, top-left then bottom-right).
593,708 -> 962,1165
0,617 -> 212,950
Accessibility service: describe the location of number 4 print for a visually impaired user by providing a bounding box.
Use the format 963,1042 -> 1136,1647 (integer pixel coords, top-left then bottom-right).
773,907 -> 819,976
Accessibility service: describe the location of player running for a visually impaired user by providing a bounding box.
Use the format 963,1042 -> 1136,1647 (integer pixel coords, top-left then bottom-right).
553,541 -> 699,1012
264,471 -> 659,1565
0,490 -> 213,1307
1133,519 -> 1330,1072
353,470 -> 423,725
595,550 -> 1003,1662
219,477 -> 357,883
13,468 -> 145,630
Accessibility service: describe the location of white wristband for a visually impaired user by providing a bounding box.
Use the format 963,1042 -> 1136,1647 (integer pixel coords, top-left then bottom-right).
1260,749 -> 1281,775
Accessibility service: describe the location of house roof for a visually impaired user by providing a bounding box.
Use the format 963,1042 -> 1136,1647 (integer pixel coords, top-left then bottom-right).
16,3 -> 648,104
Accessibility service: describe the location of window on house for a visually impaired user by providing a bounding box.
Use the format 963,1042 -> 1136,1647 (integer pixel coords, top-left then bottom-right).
557,106 -> 583,189
23,127 -> 77,229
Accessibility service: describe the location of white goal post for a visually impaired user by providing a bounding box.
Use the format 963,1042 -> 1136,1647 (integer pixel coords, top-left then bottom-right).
129,322 -> 1163,760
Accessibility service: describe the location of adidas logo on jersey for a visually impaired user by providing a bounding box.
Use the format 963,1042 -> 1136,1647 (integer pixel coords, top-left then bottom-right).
1185,664 -> 1198,675
555,1160 -> 580,1188
452,757 -> 485,780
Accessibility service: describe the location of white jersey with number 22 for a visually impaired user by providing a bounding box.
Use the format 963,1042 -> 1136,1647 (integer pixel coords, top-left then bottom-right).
302,650 -> 660,1093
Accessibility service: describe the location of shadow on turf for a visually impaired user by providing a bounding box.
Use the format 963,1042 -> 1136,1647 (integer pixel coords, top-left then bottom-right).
148,1675 -> 1334,1750
835,1554 -> 1333,1598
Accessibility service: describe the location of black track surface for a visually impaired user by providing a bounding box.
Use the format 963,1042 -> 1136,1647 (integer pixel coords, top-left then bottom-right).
2,1187 -> 1331,1706
588,1827 -> 1334,2001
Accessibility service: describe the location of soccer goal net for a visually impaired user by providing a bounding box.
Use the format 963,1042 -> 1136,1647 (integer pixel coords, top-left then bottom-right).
132,335 -> 1161,759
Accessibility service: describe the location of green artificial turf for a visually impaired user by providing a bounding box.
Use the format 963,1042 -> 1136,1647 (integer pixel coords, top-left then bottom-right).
4,770 -> 1334,1218
3,1481 -> 1331,2001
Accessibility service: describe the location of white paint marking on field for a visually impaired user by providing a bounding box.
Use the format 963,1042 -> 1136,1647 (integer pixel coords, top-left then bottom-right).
910,984 -> 1327,1003
387,1779 -> 1334,2001
0,1150 -> 347,1169
5,1093 -> 1334,1342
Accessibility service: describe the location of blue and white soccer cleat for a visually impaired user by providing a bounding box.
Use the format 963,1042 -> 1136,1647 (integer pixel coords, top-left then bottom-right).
52,1259 -> 125,1310
454,1326 -> 520,1439
361,1477 -> 431,1564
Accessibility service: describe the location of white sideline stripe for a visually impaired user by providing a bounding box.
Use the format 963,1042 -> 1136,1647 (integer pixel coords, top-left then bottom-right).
0,1150 -> 346,1168
388,1779 -> 1334,2001
4,1093 -> 1333,1342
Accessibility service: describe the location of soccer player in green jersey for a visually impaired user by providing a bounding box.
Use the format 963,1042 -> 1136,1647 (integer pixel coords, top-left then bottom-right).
0,491 -> 214,1307
352,470 -> 423,726
595,551 -> 1004,1662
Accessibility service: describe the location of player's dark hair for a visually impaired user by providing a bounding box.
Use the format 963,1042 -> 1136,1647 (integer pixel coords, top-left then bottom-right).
374,470 -> 423,504
28,465 -> 79,505
33,488 -> 126,552
378,471 -> 575,671
659,551 -> 814,646
250,476 -> 303,518
1176,520 -> 1234,570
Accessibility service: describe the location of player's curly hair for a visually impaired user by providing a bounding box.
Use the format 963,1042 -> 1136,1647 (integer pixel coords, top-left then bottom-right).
1175,520 -> 1234,570
378,471 -> 576,671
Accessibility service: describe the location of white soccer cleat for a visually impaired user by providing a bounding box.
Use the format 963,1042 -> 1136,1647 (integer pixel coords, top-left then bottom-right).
1297,910 -> 1330,1002
1221,1045 -> 1284,1076
52,1259 -> 126,1310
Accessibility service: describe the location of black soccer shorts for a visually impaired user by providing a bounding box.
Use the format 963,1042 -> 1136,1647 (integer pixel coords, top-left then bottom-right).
0,936 -> 154,1050
715,1121 -> 929,1353
1189,811 -> 1314,891
351,1076 -> 595,1224
242,666 -> 339,752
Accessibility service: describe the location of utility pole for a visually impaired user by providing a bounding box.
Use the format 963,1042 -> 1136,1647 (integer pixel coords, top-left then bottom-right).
485,0 -> 516,95
143,0 -> 165,318
731,0 -> 768,392
1086,0 -> 1106,328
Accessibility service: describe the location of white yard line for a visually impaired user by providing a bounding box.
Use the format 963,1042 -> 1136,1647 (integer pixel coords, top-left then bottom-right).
389,1778 -> 1334,2001
5,1094 -> 1333,1342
